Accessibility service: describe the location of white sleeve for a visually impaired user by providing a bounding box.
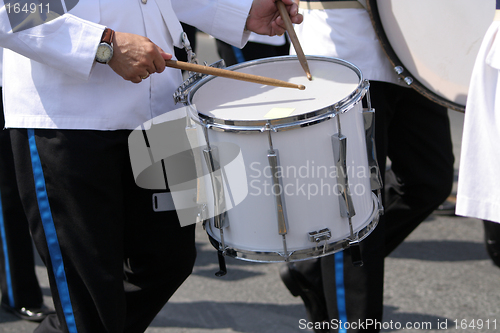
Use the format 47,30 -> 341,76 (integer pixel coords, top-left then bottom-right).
0,47 -> 3,86
172,0 -> 252,48
0,3 -> 103,80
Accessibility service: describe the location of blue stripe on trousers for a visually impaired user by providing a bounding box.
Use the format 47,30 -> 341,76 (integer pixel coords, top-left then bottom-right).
28,129 -> 78,333
335,251 -> 348,333
0,194 -> 15,308
232,46 -> 245,63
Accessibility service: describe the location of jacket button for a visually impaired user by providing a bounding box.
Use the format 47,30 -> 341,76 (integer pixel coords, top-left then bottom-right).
141,0 -> 147,3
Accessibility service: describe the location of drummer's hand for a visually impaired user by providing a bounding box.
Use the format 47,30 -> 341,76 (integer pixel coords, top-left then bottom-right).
246,0 -> 303,36
108,32 -> 172,83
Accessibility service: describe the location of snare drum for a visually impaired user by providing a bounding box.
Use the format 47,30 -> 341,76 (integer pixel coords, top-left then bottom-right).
184,56 -> 382,262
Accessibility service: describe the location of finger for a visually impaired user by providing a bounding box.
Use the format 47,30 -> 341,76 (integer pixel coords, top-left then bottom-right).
290,11 -> 303,24
277,1 -> 302,24
280,0 -> 298,9
273,18 -> 287,34
152,55 -> 166,74
131,77 -> 142,84
150,46 -> 169,73
284,2 -> 298,17
291,2 -> 299,16
159,49 -> 173,61
276,27 -> 286,36
275,15 -> 284,27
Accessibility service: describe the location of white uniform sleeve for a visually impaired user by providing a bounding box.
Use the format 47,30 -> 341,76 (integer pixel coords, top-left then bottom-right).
172,0 -> 252,48
0,47 -> 3,86
0,3 -> 103,81
0,0 -> 252,80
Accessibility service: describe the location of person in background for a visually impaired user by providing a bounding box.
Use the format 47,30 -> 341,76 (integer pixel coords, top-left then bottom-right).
456,1 -> 500,268
278,1 -> 454,332
0,1 -> 302,332
216,33 -> 290,66
0,47 -> 54,323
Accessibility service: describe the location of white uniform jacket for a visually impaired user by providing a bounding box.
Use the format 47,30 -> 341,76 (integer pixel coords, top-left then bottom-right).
0,0 -> 252,130
0,47 -> 3,87
456,18 -> 500,223
292,5 -> 400,85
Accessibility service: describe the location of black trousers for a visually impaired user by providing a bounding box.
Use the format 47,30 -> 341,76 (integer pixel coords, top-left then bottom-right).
0,87 -> 44,310
10,129 -> 196,333
295,81 -> 455,332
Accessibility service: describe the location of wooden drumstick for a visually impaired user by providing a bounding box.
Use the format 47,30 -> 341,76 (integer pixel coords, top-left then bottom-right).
276,0 -> 312,80
165,60 -> 306,90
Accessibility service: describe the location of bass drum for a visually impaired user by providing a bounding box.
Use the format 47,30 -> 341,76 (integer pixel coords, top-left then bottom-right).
367,0 -> 495,112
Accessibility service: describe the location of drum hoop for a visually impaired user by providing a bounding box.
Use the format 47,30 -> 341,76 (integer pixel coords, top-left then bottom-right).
366,0 -> 465,112
187,56 -> 369,133
205,192 -> 380,263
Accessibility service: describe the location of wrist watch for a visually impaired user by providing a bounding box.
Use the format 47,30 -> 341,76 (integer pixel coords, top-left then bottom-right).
95,28 -> 115,64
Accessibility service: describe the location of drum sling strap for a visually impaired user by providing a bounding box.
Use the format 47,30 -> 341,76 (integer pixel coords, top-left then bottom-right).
299,0 -> 367,10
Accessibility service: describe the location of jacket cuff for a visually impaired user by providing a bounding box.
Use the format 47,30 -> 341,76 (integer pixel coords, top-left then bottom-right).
17,15 -> 104,80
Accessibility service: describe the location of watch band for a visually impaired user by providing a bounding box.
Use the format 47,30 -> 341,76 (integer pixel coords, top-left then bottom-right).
95,28 -> 115,64
101,28 -> 114,45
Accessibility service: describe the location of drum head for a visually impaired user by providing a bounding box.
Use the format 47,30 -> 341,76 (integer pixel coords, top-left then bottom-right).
188,56 -> 363,129
367,0 -> 495,112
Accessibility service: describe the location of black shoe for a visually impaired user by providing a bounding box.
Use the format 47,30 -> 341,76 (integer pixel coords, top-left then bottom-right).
280,263 -> 328,326
433,197 -> 456,216
484,220 -> 500,268
1,303 -> 55,322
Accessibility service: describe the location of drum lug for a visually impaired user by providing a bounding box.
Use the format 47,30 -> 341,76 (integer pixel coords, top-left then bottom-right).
267,150 -> 288,236
377,189 -> 384,216
331,133 -> 356,218
202,147 -> 229,230
362,108 -> 385,216
332,115 -> 359,245
185,120 -> 212,224
362,108 -> 383,191
267,127 -> 291,261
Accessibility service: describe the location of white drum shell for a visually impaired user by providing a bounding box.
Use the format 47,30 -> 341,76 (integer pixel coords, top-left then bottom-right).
186,57 -> 379,261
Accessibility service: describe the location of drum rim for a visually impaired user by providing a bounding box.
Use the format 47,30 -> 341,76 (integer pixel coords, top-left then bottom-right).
186,55 -> 369,132
205,192 -> 380,263
366,0 -> 466,112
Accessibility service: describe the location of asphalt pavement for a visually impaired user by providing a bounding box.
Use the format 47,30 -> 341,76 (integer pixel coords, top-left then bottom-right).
1,33 -> 499,333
